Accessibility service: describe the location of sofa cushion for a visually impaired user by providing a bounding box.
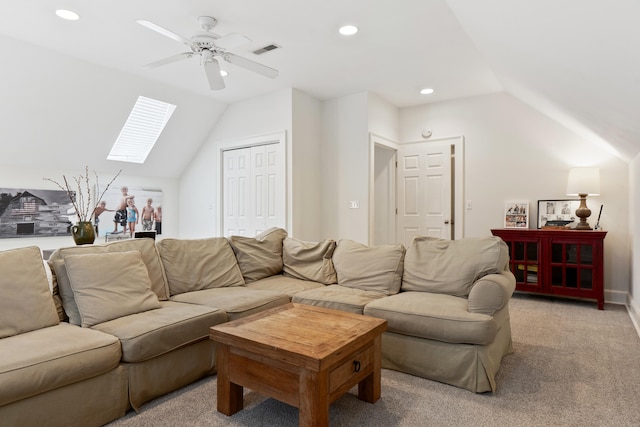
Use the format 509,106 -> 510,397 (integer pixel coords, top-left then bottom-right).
170,287 -> 290,321
283,237 -> 337,284
401,236 -> 509,297
64,251 -> 161,328
332,240 -> 405,295
246,274 -> 325,298
363,292 -> 497,345
229,227 -> 288,282
50,238 -> 170,300
49,238 -> 170,325
0,322 -> 121,406
91,301 -> 226,363
0,246 -> 59,339
157,237 -> 245,295
292,285 -> 388,314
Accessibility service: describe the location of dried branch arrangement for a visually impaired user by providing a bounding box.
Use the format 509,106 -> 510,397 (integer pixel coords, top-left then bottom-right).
44,167 -> 122,222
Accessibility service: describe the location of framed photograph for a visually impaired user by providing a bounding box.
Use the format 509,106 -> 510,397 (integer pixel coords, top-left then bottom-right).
537,199 -> 580,229
504,201 -> 529,228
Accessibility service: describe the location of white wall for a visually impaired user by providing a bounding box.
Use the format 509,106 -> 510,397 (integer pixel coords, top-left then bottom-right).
320,93 -> 370,241
290,89 -> 323,240
368,93 -> 400,142
179,89 -> 293,239
0,165 -> 178,252
400,92 -> 630,304
629,155 -> 640,332
319,92 -> 400,243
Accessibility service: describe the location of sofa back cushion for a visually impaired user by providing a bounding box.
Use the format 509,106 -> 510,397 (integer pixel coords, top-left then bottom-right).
64,251 -> 161,327
0,246 -> 59,338
283,237 -> 337,284
401,236 -> 509,296
49,238 -> 169,325
229,227 -> 288,283
156,237 -> 245,295
332,240 -> 405,295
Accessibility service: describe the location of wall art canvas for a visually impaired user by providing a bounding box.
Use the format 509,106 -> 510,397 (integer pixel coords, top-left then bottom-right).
0,188 -> 75,239
97,185 -> 163,237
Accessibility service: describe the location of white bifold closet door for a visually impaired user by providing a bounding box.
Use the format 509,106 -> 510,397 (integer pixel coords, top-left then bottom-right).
222,143 -> 285,237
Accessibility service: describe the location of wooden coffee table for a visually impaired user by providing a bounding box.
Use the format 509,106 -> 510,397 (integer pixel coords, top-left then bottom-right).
209,303 -> 387,426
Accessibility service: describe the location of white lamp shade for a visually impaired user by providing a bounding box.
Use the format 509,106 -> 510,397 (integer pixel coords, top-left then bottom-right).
566,167 -> 600,196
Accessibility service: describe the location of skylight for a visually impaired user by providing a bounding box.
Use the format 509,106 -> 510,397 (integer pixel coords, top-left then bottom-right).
108,96 -> 176,164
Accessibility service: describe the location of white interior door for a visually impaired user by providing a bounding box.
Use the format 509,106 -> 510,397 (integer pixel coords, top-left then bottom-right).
222,142 -> 285,237
397,140 -> 453,246
223,148 -> 250,236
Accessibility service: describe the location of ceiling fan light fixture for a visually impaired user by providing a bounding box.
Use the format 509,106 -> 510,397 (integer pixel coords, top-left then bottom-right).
55,9 -> 80,21
338,25 -> 358,36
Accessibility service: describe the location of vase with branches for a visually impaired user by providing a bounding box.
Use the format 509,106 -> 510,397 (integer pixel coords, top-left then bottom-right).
44,167 -> 122,244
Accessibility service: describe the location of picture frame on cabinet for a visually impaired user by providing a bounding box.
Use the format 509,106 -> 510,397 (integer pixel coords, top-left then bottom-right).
504,201 -> 529,228
537,199 -> 580,229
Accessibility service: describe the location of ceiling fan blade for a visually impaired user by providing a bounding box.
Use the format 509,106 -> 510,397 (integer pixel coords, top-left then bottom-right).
137,20 -> 192,46
222,53 -> 279,79
204,59 -> 225,90
214,33 -> 251,50
143,52 -> 194,68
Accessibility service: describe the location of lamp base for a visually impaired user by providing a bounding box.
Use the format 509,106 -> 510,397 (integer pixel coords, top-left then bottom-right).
574,193 -> 592,230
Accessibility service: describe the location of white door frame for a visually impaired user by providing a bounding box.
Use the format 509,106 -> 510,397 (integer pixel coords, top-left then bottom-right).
369,134 -> 465,243
218,131 -> 289,236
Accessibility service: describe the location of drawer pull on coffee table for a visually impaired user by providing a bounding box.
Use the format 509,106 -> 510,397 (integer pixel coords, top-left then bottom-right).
353,360 -> 361,372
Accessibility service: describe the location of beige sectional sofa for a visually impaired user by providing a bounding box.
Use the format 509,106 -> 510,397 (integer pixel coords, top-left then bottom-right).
0,228 -> 515,426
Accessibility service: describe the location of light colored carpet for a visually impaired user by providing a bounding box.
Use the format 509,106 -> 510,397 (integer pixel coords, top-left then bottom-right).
107,295 -> 640,426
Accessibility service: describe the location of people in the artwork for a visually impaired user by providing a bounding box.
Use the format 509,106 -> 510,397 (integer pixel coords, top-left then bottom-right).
113,186 -> 134,233
93,200 -> 113,235
126,198 -> 139,237
561,203 -> 571,214
141,198 -> 155,231
154,205 -> 162,235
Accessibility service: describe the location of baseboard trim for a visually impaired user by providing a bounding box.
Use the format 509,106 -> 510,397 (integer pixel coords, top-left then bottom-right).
627,295 -> 640,339
605,289 -> 628,305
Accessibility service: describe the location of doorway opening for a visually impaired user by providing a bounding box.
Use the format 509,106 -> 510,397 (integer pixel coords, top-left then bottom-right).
370,134 -> 464,246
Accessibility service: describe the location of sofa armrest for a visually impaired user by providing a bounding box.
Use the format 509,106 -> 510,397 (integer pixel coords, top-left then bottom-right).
467,270 -> 516,315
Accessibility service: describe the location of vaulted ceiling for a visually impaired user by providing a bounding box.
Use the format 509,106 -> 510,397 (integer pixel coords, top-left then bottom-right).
0,0 -> 637,177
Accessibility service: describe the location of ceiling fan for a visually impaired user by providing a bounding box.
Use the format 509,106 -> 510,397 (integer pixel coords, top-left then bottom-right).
137,16 -> 279,90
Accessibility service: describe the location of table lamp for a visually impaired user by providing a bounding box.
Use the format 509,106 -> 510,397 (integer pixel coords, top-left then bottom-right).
566,167 -> 600,230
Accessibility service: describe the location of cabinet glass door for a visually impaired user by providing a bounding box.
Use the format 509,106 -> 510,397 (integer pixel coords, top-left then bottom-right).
550,242 -> 594,291
508,240 -> 539,289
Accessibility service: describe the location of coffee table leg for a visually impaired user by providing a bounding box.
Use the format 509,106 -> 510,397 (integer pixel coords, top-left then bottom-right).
358,336 -> 382,403
299,370 -> 329,427
216,343 -> 243,415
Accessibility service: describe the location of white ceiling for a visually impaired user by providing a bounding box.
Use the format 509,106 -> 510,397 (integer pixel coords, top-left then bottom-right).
0,0 -> 638,176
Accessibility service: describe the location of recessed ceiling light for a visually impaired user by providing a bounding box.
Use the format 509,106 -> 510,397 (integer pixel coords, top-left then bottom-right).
339,25 -> 358,36
420,88 -> 435,95
220,70 -> 228,77
55,9 -> 80,21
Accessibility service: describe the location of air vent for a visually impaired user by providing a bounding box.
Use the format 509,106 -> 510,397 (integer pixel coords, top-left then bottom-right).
253,43 -> 281,55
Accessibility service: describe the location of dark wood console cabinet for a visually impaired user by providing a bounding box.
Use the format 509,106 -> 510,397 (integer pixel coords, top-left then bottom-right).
491,229 -> 607,309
